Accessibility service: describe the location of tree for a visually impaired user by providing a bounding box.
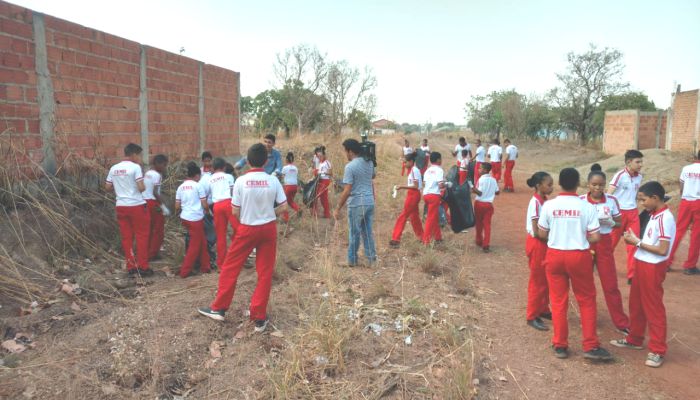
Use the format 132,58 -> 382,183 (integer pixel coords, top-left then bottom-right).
465,90 -> 527,138
592,92 -> 657,133
523,97 -> 561,141
240,96 -> 255,128
324,61 -> 377,135
252,90 -> 295,136
550,44 -> 629,144
347,109 -> 372,132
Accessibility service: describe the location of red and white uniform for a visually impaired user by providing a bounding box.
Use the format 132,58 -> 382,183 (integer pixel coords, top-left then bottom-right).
474,145 -> 486,184
525,194 -> 550,321
281,164 -> 300,222
626,207 -> 676,356
401,146 -> 414,175
454,143 -> 471,162
581,193 -> 629,331
420,145 -> 430,152
422,165 -> 444,244
474,174 -> 498,248
314,159 -> 332,218
142,170 -> 161,201
391,166 -> 424,242
209,171 -> 237,263
106,160 -> 149,271
487,145 -> 503,182
458,158 -> 469,185
538,193 -> 601,352
669,161 -> 700,269
211,169 -> 287,320
176,179 -> 210,277
609,168 -> 643,279
143,170 -> 164,260
504,145 -> 518,191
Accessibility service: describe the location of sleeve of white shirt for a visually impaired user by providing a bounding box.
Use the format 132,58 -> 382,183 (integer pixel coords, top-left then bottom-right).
586,204 -> 601,233
477,176 -> 487,192
538,202 -> 551,231
609,170 -> 624,188
680,167 -> 687,183
274,180 -> 287,205
175,186 -> 182,202
610,196 -> 621,218
227,174 -> 235,187
133,165 -> 143,181
231,180 -> 242,208
197,182 -> 207,199
660,213 -> 675,241
528,199 -> 539,220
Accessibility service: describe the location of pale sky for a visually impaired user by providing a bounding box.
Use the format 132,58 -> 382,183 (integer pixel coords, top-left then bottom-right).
10,0 -> 700,124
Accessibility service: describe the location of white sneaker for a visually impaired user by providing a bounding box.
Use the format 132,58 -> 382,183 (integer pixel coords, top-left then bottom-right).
645,352 -> 664,368
254,318 -> 268,333
609,338 -> 643,350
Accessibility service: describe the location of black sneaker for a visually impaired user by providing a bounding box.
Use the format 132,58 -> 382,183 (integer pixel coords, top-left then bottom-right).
583,347 -> 614,361
197,307 -> 225,321
616,327 -> 630,336
539,312 -> 552,320
527,318 -> 549,331
609,338 -> 643,350
553,346 -> 569,359
254,317 -> 269,333
683,267 -> 700,275
627,278 -> 632,285
482,246 -> 491,253
127,269 -> 138,278
138,268 -> 154,277
389,240 -> 400,249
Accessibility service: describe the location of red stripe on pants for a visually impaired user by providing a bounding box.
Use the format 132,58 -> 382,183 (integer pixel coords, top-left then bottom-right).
491,162 -> 502,182
401,161 -> 406,176
422,194 -> 443,244
391,189 -> 423,242
213,201 -> 239,264
669,199 -> 700,269
504,160 -> 515,190
526,236 -> 550,321
610,209 -> 640,279
592,234 -> 630,330
626,259 -> 668,355
146,200 -> 164,259
545,249 -> 599,351
116,204 -> 150,270
313,179 -> 331,218
180,219 -> 210,277
211,221 -> 277,320
474,201 -> 494,248
281,185 -> 300,222
474,162 -> 482,185
458,170 -> 468,186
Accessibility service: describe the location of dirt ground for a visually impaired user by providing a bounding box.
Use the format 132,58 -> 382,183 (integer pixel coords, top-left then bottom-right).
1,134 -> 698,399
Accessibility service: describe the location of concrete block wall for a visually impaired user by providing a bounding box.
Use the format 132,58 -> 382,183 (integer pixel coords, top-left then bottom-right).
603,110 -> 638,155
666,89 -> 699,154
638,111 -> 666,150
0,0 -> 240,175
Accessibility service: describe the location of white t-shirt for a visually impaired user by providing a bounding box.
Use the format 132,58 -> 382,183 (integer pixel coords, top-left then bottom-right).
505,145 -> 518,161
142,170 -> 162,201
106,160 -> 145,207
208,171 -> 235,203
459,158 -> 469,171
609,168 -> 642,210
318,160 -> 332,180
475,146 -> 486,163
200,167 -> 213,179
422,165 -> 444,196
420,145 -> 430,152
475,174 -> 498,203
525,194 -> 546,237
407,166 -> 423,190
232,169 -> 287,226
680,162 -> 700,201
282,164 -> 299,186
454,144 -> 471,161
403,146 -> 414,156
538,193 -> 600,250
580,193 -> 621,235
312,155 -> 320,170
634,207 -> 676,264
487,145 -> 502,162
176,180 -> 206,222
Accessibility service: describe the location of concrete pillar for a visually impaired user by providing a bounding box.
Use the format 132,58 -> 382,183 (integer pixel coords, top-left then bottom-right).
654,110 -> 663,149
31,12 -> 56,175
198,62 -> 205,155
633,109 -> 640,149
695,90 -> 700,155
139,45 -> 149,164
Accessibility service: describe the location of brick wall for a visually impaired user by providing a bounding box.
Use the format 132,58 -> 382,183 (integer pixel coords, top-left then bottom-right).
0,0 -> 240,175
637,111 -> 666,150
667,89 -> 699,154
603,111 -> 638,155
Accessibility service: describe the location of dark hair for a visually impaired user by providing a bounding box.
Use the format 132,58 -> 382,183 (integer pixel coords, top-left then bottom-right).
342,139 -> 362,155
124,143 -> 142,156
405,152 -> 416,163
458,137 -> 466,143
481,162 -> 492,172
559,168 -> 580,191
588,163 -> 606,181
526,171 -> 551,188
247,143 -> 267,167
286,151 -> 294,163
152,154 -> 168,165
423,138 -> 428,143
504,138 -> 511,144
264,133 -> 276,143
430,151 -> 441,163
201,151 -> 213,160
639,181 -> 665,199
492,138 -> 500,145
461,149 -> 468,156
224,163 -> 234,175
213,157 -> 226,171
624,149 -> 643,162
186,162 -> 200,178
696,151 -> 700,160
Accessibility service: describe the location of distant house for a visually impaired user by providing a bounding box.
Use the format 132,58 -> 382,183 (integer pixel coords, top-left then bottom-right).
372,119 -> 396,135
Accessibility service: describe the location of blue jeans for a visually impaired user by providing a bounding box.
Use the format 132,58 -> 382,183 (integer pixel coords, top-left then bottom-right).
347,205 -> 376,265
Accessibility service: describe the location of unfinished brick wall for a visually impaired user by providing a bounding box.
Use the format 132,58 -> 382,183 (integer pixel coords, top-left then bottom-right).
637,111 -> 666,150
667,89 -> 699,154
603,111 -> 638,155
0,0 -> 240,174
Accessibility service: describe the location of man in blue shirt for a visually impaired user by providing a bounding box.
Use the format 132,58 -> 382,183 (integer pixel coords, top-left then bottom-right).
334,139 -> 376,266
234,134 -> 282,175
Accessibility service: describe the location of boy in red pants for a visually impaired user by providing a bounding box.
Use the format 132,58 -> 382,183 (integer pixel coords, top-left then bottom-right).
209,157 -> 237,264
105,143 -> 153,277
281,152 -> 301,222
389,153 -> 423,248
503,138 -> 518,192
313,148 -> 332,218
175,163 -> 211,278
668,151 -> 700,275
422,152 -> 445,245
612,181 -> 675,368
472,162 -> 499,252
143,154 -> 169,261
487,139 -> 503,182
198,144 -> 288,333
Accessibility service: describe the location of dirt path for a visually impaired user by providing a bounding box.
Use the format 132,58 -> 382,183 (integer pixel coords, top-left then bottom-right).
429,138 -> 699,399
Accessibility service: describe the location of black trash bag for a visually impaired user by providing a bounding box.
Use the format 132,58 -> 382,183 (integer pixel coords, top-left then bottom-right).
415,148 -> 427,171
467,160 -> 476,185
444,166 -> 475,233
303,176 -> 320,207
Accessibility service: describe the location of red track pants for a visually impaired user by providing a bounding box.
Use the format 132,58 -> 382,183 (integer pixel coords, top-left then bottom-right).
610,209 -> 640,279
474,162 -> 482,185
669,199 -> 700,269
180,219 -> 210,277
391,189 -> 423,242
213,201 -> 239,265
626,259 -> 668,355
281,185 -> 300,222
458,170 -> 468,186
491,162 -> 502,182
211,221 -> 277,320
474,201 -> 494,248
526,236 -> 550,321
146,200 -> 164,259
504,161 -> 515,191
116,204 -> 150,271
422,194 -> 443,244
592,234 -> 630,330
545,249 -> 600,351
313,179 -> 331,218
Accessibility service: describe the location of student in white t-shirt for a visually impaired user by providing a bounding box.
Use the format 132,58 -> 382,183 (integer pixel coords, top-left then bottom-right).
105,143 -> 152,277
419,138 -> 431,174
389,153 -> 424,247
458,149 -> 470,186
422,152 -> 446,245
612,181 -> 676,368
668,151 -> 700,274
503,138 -> 518,192
537,168 -> 612,362
143,154 -> 169,261
453,137 -> 472,166
200,151 -> 213,177
487,139 -> 503,182
199,144 -> 288,333
473,139 -> 486,184
209,157 -> 237,265
281,152 -> 301,222
313,148 -> 332,218
175,163 -> 211,278
472,162 -> 499,252
401,139 -> 414,176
